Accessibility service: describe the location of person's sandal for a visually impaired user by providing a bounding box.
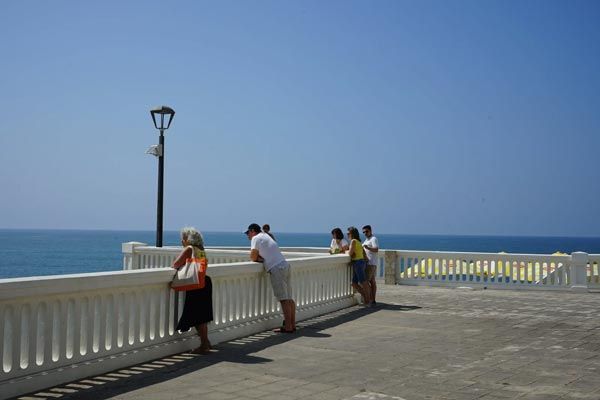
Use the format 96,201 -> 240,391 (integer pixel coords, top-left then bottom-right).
190,346 -> 210,355
273,327 -> 296,333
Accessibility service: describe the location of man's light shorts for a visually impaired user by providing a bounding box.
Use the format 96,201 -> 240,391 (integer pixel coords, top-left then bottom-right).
269,263 -> 292,301
365,264 -> 377,281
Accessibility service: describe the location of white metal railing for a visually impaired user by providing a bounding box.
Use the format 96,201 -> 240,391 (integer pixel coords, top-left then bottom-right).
0,254 -> 353,399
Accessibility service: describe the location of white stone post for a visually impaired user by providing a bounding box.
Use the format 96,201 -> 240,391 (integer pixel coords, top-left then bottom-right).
570,252 -> 589,292
122,242 -> 147,270
384,250 -> 398,284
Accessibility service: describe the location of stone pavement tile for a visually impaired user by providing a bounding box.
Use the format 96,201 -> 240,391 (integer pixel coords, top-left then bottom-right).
258,393 -> 305,400
559,391 -> 600,400
477,390 -> 523,399
212,378 -> 267,393
309,369 -> 374,388
564,377 -> 600,394
395,389 -> 455,400
230,372 -> 287,385
287,385 -> 333,398
497,373 -> 539,386
372,378 -> 411,390
451,384 -> 493,398
435,380 -> 479,391
254,377 -> 312,393
531,375 -> 577,386
187,392 -> 238,400
307,382 -> 342,392
230,387 -> 272,399
345,392 -> 408,400
439,392 -> 490,400
320,386 -> 365,399
470,371 -> 514,384
312,390 -> 355,400
517,394 -> 562,400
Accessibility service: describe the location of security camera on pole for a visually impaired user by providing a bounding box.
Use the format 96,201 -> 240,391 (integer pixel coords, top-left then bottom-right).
147,106 -> 175,247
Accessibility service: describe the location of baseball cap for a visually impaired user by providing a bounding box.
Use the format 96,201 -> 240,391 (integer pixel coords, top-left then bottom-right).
244,223 -> 262,234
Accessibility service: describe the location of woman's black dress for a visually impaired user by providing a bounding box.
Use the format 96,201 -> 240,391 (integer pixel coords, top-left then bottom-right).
176,275 -> 214,332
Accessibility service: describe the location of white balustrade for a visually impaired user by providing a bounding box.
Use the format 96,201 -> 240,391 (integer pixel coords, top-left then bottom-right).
0,254 -> 352,399
587,254 -> 600,289
121,243 -> 356,278
124,244 -> 596,291
387,250 -> 579,289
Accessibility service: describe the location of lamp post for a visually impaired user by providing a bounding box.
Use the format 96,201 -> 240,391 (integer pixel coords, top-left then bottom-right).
149,105 -> 175,247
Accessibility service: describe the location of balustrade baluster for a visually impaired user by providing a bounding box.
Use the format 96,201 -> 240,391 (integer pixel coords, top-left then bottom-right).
35,303 -> 45,366
50,301 -> 60,362
213,280 -> 222,325
65,300 -> 74,359
129,292 -> 139,346
3,305 -> 14,373
108,294 -> 119,349
157,289 -> 166,339
27,304 -> 38,369
116,292 -> 125,347
71,298 -> 82,359
148,290 -> 157,341
19,303 -> 30,369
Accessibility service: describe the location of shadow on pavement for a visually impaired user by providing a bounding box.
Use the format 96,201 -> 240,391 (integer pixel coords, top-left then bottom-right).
13,303 -> 420,400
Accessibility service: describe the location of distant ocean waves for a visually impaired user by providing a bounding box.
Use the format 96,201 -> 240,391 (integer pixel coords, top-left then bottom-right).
1,229 -> 599,279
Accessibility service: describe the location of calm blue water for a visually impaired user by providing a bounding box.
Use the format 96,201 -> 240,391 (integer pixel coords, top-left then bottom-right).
1,229 -> 600,279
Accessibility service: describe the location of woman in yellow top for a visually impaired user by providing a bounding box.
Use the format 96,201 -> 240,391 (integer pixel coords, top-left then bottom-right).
347,226 -> 372,306
172,227 -> 213,354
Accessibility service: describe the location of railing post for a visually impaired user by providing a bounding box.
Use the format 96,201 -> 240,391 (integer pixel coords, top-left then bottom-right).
122,242 -> 147,270
384,250 -> 398,284
570,252 -> 589,292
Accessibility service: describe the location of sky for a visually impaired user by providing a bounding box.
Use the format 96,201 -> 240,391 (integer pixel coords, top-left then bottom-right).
1,0 -> 599,236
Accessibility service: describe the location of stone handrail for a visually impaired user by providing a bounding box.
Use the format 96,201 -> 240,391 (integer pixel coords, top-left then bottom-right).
123,244 -> 599,290
121,243 -> 327,271
0,254 -> 353,399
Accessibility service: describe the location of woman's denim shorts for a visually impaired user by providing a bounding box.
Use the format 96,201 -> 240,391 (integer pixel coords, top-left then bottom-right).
351,259 -> 367,284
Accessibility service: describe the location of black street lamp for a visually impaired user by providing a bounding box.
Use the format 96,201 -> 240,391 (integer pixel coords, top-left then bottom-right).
149,105 -> 175,247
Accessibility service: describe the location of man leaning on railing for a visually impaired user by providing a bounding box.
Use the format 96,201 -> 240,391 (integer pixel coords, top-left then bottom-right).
245,223 -> 297,333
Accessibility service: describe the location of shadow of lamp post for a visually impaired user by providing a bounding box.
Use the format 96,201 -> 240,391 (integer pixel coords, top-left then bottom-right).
147,105 -> 175,247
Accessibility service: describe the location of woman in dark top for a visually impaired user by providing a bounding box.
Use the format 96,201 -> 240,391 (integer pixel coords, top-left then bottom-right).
172,227 -> 213,354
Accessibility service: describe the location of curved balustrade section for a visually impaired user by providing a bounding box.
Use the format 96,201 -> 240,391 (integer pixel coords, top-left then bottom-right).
0,254 -> 352,399
387,250 -> 593,290
122,243 -> 256,270
398,251 -> 569,287
122,244 -> 332,270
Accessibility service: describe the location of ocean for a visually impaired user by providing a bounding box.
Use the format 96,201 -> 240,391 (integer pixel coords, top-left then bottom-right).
1,229 -> 600,279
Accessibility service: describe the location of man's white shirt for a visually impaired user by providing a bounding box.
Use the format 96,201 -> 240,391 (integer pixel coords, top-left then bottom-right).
251,232 -> 287,271
363,236 -> 379,266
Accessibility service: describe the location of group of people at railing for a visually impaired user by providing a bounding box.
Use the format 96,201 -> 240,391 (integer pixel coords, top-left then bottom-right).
170,223 -> 297,354
329,225 -> 379,308
170,223 -> 380,354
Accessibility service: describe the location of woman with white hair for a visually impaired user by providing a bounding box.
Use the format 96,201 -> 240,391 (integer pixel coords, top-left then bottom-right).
172,227 -> 213,354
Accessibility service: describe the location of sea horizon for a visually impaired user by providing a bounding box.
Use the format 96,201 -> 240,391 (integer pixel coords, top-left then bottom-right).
1,228 -> 600,280
2,227 -> 599,239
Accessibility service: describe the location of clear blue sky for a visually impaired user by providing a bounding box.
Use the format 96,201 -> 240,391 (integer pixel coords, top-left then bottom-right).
1,0 -> 599,236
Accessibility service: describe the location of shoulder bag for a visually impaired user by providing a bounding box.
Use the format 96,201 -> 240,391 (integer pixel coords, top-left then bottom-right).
171,246 -> 207,291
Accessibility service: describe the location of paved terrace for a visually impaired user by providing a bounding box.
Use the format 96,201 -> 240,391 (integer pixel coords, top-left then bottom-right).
15,285 -> 600,400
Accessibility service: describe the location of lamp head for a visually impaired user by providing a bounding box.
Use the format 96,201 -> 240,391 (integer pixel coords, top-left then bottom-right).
150,106 -> 175,130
